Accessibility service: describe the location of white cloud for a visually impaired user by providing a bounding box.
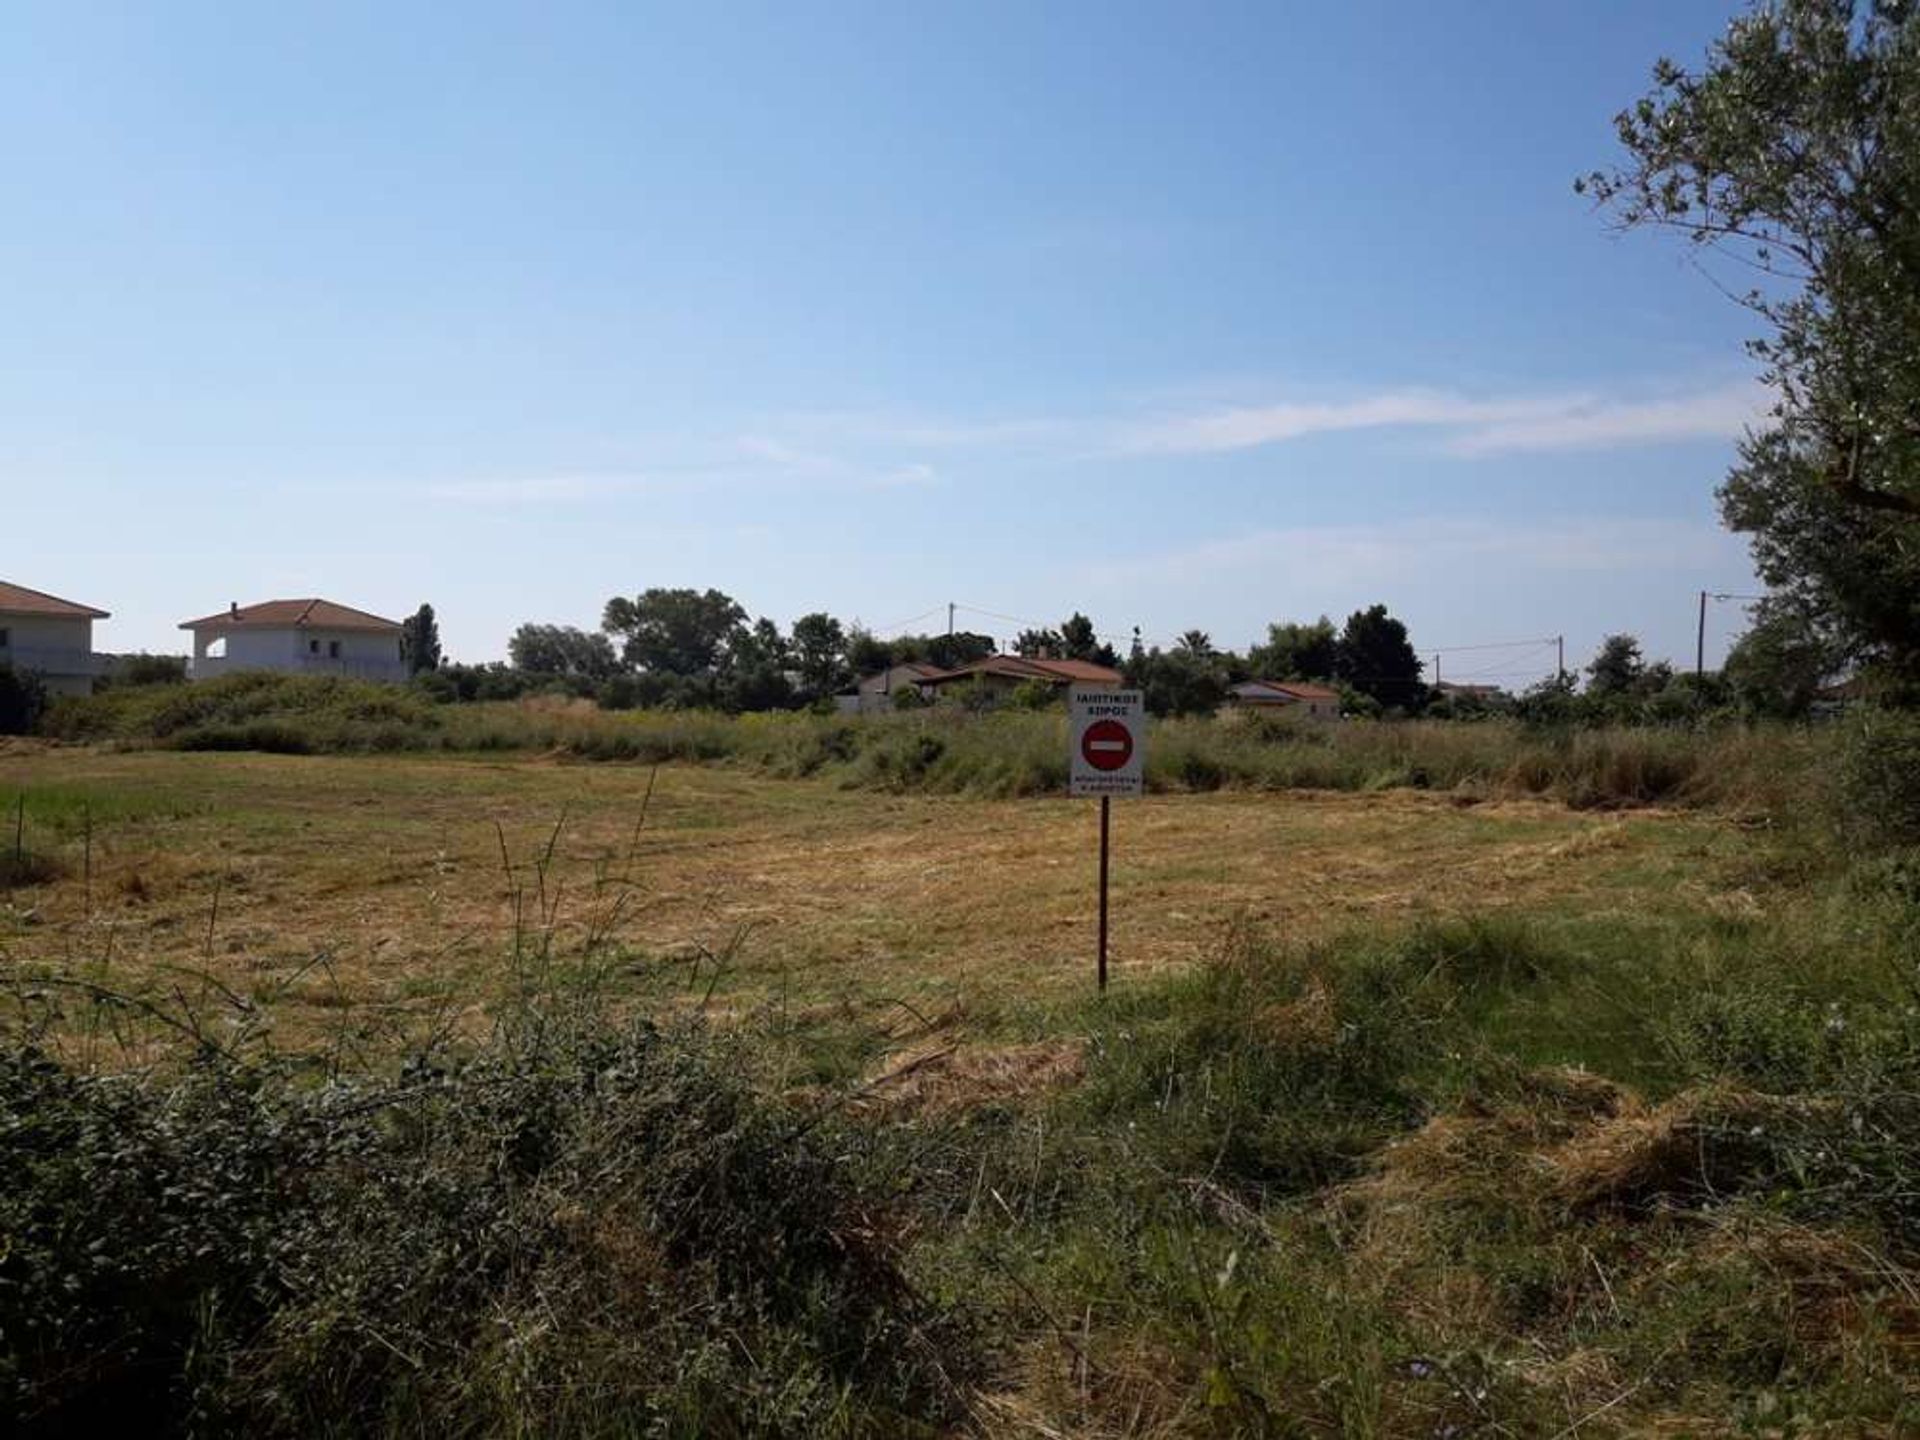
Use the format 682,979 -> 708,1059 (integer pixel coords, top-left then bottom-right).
1444,382 -> 1768,456
1102,517 -> 1742,590
1117,380 -> 1767,458
424,375 -> 1768,507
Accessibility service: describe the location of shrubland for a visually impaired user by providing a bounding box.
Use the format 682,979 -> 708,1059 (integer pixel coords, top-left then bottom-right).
34,670 -> 1849,813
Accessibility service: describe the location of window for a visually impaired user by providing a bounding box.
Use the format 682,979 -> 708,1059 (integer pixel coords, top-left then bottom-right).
309,639 -> 320,654
328,640 -> 340,658
0,627 -> 9,649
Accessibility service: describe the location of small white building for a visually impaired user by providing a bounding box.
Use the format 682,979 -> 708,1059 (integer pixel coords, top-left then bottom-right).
181,598 -> 407,682
836,661 -> 946,714
1227,679 -> 1342,721
0,580 -> 110,697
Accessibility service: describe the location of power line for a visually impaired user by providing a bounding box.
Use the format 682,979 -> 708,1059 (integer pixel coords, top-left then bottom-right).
867,605 -> 946,636
1442,644 -> 1560,682
1425,635 -> 1560,654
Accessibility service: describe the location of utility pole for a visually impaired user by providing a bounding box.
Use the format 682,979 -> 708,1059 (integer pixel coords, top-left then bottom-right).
1696,590 -> 1709,681
1557,635 -> 1565,681
947,602 -> 954,639
1432,651 -> 1442,687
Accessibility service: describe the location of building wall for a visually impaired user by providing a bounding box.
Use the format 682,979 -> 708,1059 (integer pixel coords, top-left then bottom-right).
1232,690 -> 1338,721
843,664 -> 935,713
0,613 -> 99,694
189,626 -> 406,681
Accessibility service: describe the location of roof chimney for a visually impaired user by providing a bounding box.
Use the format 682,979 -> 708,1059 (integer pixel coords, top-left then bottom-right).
230,601 -> 239,619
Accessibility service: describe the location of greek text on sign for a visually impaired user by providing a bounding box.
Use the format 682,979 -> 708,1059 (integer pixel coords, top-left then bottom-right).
1069,688 -> 1146,797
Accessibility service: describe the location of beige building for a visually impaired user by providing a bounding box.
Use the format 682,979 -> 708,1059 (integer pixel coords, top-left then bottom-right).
837,660 -> 947,714
0,580 -> 110,697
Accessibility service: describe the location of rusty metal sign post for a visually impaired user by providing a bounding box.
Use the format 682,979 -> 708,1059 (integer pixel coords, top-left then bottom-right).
1068,687 -> 1146,991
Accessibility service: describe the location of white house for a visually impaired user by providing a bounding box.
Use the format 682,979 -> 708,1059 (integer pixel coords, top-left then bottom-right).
181,598 -> 407,682
1227,679 -> 1342,721
0,580 -> 110,697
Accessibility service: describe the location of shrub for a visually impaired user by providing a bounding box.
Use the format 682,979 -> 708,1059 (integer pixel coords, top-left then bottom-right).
1836,707 -> 1920,850
0,1013 -> 971,1436
0,666 -> 48,736
101,654 -> 188,688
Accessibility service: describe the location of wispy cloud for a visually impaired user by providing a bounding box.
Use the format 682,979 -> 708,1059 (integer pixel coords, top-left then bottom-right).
425,375 -> 1766,507
424,474 -> 653,504
1443,383 -> 1767,456
1117,380 -> 1767,458
425,441 -> 940,507
1101,517 -> 1742,589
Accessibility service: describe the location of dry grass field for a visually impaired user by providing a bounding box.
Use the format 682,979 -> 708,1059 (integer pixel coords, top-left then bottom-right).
4,737 -> 1916,1436
1,745 -> 1750,1048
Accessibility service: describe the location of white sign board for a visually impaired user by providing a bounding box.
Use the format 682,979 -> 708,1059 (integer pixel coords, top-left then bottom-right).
1068,687 -> 1146,797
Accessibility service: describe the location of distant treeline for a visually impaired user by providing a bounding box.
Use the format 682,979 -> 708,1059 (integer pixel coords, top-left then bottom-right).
446,588 -> 1859,722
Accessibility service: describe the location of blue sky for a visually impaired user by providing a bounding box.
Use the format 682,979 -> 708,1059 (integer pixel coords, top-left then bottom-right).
6,1 -> 1769,681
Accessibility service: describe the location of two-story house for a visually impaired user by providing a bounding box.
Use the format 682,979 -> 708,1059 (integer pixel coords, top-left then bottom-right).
0,580 -> 110,696
181,598 -> 407,682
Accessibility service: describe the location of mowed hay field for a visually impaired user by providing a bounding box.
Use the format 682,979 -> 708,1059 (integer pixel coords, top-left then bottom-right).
1,745 -> 1746,1048
4,736 -> 1918,1436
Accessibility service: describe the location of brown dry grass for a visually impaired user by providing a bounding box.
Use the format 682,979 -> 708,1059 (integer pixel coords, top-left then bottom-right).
857,1040 -> 1088,1118
0,749 -> 1757,1050
1336,1071 -> 1920,1429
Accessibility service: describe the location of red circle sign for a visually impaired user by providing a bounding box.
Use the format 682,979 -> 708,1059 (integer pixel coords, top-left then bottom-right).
1081,718 -> 1134,772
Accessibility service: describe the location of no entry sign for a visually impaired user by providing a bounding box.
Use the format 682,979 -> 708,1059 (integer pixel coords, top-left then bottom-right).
1069,688 -> 1145,797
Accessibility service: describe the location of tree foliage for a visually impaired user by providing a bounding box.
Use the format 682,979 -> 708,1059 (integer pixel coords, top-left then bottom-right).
1058,612 -> 1120,667
1335,605 -> 1427,711
1127,644 -> 1228,717
0,665 -> 47,735
1724,597 -> 1848,715
1584,634 -> 1648,699
399,604 -> 442,675
856,630 -> 994,673
1013,627 -> 1065,659
1583,0 -> 1920,681
1248,617 -> 1339,681
507,624 -> 620,679
789,612 -> 849,701
602,589 -> 748,683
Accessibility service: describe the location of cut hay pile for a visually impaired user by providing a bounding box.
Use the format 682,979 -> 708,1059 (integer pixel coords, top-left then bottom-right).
857,1040 -> 1087,1118
1335,1069 -> 1919,1426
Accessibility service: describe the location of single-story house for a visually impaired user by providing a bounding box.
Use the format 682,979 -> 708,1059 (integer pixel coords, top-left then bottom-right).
918,655 -> 1124,700
0,580 -> 110,697
181,598 -> 407,682
836,660 -> 947,714
1227,678 -> 1341,721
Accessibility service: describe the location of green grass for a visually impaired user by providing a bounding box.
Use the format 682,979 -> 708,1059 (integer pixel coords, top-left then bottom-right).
6,858 -> 1913,1435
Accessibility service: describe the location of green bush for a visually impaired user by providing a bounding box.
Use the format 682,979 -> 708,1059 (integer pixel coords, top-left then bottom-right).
1837,707 -> 1920,849
0,666 -> 48,736
0,1013 -> 971,1436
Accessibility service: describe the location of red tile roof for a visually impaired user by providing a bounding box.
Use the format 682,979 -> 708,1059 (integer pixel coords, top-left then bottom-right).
179,598 -> 401,633
1236,679 -> 1341,703
0,580 -> 109,620
920,655 -> 1124,687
